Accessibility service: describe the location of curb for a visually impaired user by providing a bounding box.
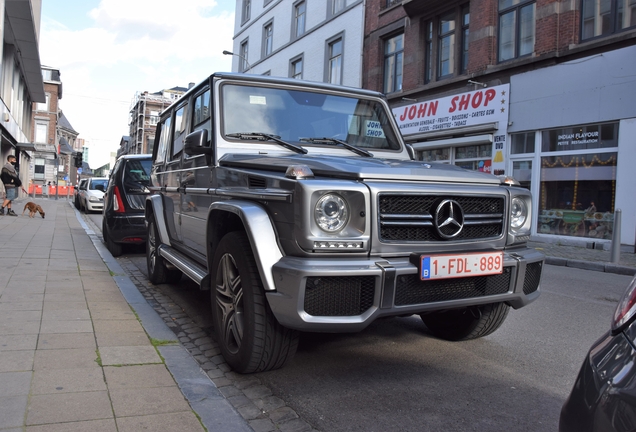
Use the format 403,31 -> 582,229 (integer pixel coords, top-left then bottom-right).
545,256 -> 636,276
73,204 -> 252,432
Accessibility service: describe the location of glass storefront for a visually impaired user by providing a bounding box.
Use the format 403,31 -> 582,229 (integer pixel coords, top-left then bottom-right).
533,122 -> 618,239
421,143 -> 493,172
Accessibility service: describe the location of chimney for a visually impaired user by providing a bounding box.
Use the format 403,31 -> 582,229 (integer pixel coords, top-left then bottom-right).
188,82 -> 195,89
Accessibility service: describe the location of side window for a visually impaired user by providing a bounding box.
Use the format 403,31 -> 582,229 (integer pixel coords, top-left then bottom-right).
155,116 -> 172,164
172,104 -> 188,158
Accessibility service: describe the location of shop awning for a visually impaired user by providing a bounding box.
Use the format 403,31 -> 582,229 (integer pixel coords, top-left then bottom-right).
16,142 -> 37,152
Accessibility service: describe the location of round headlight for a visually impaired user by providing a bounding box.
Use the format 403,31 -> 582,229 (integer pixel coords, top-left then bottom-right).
315,193 -> 349,232
510,197 -> 528,229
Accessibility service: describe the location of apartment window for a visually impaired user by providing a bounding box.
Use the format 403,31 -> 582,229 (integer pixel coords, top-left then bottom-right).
461,6 -> 470,73
294,1 -> 306,38
438,11 -> 456,78
263,21 -> 274,57
240,40 -> 249,72
332,0 -> 346,15
290,56 -> 303,79
424,6 -> 469,83
149,111 -> 159,126
35,122 -> 47,143
36,93 -> 50,112
581,0 -> 636,40
327,37 -> 343,85
242,0 -> 251,24
499,0 -> 536,61
384,34 -> 403,93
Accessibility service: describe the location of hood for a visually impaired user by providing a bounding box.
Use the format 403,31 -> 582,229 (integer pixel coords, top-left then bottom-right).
219,153 -> 501,184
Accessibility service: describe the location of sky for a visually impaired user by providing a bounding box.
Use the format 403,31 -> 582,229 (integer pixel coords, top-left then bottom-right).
39,0 -> 236,168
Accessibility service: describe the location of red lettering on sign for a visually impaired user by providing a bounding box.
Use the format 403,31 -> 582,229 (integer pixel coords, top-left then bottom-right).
399,101 -> 439,121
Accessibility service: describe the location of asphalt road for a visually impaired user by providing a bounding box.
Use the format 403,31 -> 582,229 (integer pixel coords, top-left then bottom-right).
86,211 -> 632,431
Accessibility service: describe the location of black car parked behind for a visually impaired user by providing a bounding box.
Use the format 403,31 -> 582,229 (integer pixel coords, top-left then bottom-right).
102,154 -> 152,256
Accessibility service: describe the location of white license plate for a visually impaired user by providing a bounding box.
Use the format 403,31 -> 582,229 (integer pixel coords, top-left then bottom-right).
420,251 -> 504,280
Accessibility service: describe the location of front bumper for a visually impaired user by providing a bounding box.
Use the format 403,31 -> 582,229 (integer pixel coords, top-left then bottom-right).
266,247 -> 544,332
86,200 -> 103,211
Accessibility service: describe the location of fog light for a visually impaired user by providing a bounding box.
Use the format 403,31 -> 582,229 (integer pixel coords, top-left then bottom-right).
314,241 -> 363,250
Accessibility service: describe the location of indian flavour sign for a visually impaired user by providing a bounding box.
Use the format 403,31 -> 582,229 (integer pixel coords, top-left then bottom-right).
392,84 -> 511,136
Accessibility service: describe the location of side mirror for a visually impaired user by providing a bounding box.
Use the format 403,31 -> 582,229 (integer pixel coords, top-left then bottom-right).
184,129 -> 212,156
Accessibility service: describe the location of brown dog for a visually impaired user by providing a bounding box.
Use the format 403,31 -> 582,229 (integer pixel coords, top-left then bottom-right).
22,202 -> 45,218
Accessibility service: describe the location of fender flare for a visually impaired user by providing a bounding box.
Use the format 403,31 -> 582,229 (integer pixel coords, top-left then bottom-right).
146,195 -> 171,247
209,200 -> 282,292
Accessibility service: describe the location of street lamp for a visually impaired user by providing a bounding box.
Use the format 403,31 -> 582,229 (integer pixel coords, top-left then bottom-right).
222,50 -> 252,72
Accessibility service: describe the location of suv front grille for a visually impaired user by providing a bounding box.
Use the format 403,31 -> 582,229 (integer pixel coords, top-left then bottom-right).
379,195 -> 504,242
304,276 -> 375,316
394,268 -> 512,306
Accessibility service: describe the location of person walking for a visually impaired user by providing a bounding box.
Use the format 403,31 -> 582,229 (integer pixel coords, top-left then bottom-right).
0,155 -> 20,216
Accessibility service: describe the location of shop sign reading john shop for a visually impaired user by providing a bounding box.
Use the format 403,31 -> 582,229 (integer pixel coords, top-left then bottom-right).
392,84 -> 511,136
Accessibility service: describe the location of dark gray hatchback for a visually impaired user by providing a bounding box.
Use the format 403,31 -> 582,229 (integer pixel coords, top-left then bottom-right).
102,154 -> 152,256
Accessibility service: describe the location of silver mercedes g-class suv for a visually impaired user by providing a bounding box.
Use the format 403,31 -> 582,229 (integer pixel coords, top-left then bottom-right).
146,73 -> 544,373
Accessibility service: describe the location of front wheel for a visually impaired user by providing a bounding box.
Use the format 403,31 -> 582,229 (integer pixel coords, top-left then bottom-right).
211,231 -> 298,373
420,302 -> 510,341
146,217 -> 182,284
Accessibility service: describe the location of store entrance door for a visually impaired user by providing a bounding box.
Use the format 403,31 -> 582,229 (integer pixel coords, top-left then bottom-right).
512,160 -> 532,190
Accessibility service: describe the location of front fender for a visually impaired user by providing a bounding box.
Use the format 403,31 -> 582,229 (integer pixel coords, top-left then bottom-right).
209,200 -> 282,292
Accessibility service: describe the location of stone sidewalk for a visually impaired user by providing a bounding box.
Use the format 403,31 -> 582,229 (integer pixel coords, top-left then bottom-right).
0,198 -> 250,431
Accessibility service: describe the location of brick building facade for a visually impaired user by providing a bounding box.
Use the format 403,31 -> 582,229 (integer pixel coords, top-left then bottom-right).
363,0 -> 636,247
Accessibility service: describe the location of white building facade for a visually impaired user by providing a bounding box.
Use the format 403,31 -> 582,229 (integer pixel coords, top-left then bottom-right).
231,0 -> 364,87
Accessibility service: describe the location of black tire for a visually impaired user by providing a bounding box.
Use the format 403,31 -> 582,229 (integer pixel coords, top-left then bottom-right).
420,302 -> 510,341
146,217 -> 182,284
103,219 -> 123,257
211,231 -> 299,374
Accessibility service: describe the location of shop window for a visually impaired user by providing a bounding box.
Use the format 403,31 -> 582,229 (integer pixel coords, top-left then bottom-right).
455,143 -> 493,172
538,152 -> 616,239
511,132 -> 535,154
34,157 -> 45,180
384,34 -> 404,93
499,0 -> 536,61
421,147 -> 450,162
581,0 -> 636,40
541,122 -> 618,152
512,160 -> 532,189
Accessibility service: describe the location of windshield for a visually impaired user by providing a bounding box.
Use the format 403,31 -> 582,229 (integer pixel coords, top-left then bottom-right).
221,83 -> 401,151
89,179 -> 108,190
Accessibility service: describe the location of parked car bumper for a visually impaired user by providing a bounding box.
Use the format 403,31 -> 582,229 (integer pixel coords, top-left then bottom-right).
266,247 -> 544,332
85,201 -> 103,212
105,213 -> 146,244
560,329 -> 636,432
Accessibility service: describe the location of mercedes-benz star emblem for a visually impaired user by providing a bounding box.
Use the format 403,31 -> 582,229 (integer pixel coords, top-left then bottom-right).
434,199 -> 464,239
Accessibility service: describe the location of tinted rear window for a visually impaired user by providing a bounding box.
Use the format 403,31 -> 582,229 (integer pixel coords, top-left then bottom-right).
123,159 -> 152,194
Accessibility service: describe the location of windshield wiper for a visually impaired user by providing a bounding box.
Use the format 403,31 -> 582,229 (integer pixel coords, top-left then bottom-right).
226,132 -> 307,154
299,137 -> 373,157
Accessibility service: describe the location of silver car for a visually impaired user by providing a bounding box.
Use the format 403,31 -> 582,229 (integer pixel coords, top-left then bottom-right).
78,177 -> 108,213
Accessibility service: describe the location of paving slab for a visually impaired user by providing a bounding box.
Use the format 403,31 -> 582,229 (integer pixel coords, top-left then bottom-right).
116,411 -> 204,432
41,309 -> 91,320
95,331 -> 151,347
0,350 -> 34,372
0,395 -> 28,429
99,345 -> 162,366
26,418 -> 117,432
26,391 -> 113,425
0,372 -> 32,396
0,334 -> 38,351
109,386 -> 192,417
0,321 -> 41,335
92,319 -> 145,333
104,364 -> 179,389
31,367 -> 107,394
33,348 -> 99,370
36,333 -> 96,350
0,310 -> 42,321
